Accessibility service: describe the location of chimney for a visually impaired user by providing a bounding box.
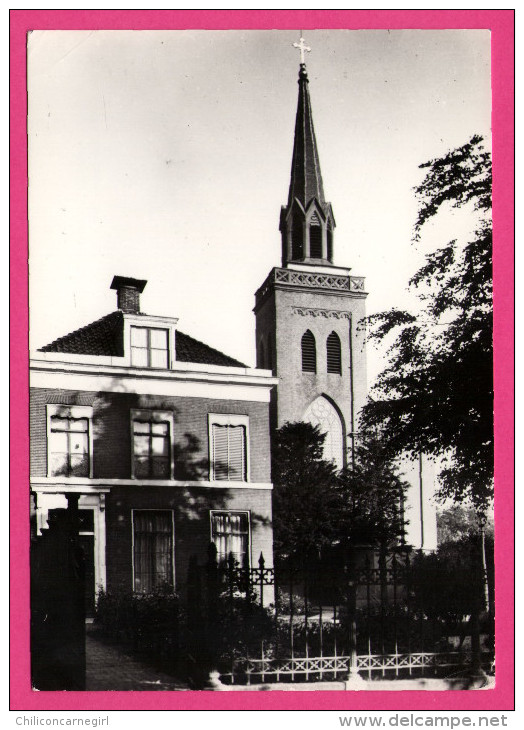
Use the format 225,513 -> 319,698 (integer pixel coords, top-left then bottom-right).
110,275 -> 148,314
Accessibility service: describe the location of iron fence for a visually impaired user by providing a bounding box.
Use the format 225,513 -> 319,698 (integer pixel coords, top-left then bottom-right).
186,544 -> 494,686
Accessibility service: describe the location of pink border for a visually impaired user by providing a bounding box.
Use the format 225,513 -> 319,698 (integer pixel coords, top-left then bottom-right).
10,10 -> 514,711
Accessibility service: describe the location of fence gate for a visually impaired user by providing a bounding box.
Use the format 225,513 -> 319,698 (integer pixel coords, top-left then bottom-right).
30,494 -> 86,691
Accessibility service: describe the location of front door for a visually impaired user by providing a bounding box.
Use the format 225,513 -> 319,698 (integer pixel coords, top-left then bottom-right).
78,510 -> 96,617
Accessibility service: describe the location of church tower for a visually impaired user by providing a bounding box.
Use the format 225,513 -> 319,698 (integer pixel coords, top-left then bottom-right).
254,41 -> 368,470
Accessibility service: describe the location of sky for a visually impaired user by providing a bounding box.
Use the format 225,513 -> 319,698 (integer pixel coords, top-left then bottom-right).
28,29 -> 491,383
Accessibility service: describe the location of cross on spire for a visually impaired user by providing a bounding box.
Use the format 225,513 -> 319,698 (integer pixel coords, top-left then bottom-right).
293,34 -> 311,65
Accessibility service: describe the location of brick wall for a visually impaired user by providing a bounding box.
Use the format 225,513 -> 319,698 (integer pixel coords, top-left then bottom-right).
30,388 -> 271,483
117,286 -> 140,314
105,485 -> 273,593
255,280 -> 368,464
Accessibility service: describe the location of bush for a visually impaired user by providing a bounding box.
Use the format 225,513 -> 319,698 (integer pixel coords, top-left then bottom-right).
94,587 -> 182,665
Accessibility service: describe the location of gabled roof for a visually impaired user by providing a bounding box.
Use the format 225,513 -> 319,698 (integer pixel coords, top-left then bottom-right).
39,311 -> 246,368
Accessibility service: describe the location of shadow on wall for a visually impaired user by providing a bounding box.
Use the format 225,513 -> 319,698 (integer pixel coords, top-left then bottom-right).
89,378 -> 273,564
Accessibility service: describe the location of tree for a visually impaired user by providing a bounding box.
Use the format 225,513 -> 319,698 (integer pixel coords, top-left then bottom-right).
337,436 -> 409,548
361,135 -> 493,511
411,513 -> 494,640
436,504 -> 494,545
271,422 -> 409,561
437,504 -> 494,615
271,422 -> 340,561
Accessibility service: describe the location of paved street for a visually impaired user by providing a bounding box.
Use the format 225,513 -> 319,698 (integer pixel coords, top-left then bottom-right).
85,629 -> 189,691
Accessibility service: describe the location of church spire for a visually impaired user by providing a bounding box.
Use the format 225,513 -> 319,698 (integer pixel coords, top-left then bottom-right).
280,36 -> 336,267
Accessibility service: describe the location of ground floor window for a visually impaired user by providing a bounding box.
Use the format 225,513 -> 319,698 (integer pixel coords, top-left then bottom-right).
133,510 -> 174,592
211,511 -> 250,567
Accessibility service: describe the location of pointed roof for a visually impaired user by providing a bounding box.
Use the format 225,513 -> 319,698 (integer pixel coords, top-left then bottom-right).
40,312 -> 246,368
287,63 -> 326,210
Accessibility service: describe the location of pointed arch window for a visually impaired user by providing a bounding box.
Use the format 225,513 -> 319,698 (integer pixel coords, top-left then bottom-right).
309,212 -> 322,259
327,331 -> 342,374
303,396 -> 344,470
291,212 -> 304,260
301,330 -> 317,373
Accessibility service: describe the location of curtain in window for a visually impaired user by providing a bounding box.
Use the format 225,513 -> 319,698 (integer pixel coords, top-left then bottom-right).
133,511 -> 173,592
211,512 -> 249,565
212,424 -> 246,481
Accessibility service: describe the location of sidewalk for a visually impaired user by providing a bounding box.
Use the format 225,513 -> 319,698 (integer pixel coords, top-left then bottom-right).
85,629 -> 190,691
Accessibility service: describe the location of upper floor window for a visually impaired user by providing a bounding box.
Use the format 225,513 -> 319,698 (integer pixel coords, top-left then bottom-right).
130,326 -> 169,368
301,330 -> 317,373
327,331 -> 342,374
133,510 -> 174,592
47,405 -> 93,478
211,511 -> 250,566
131,410 -> 174,479
209,414 -> 249,482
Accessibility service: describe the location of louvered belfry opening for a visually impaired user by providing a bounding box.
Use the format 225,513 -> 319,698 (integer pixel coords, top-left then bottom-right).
212,424 -> 246,481
301,330 -> 317,373
309,213 -> 322,258
327,331 -> 342,374
291,211 -> 304,260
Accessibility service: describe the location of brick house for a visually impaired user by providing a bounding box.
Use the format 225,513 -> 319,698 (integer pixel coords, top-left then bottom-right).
30,275 -> 277,610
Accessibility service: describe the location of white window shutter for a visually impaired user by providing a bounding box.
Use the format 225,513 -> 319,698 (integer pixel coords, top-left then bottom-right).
212,423 -> 246,481
228,425 -> 245,481
212,424 -> 229,480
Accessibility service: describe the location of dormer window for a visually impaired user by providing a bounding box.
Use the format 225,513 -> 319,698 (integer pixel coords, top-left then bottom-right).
130,326 -> 169,368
